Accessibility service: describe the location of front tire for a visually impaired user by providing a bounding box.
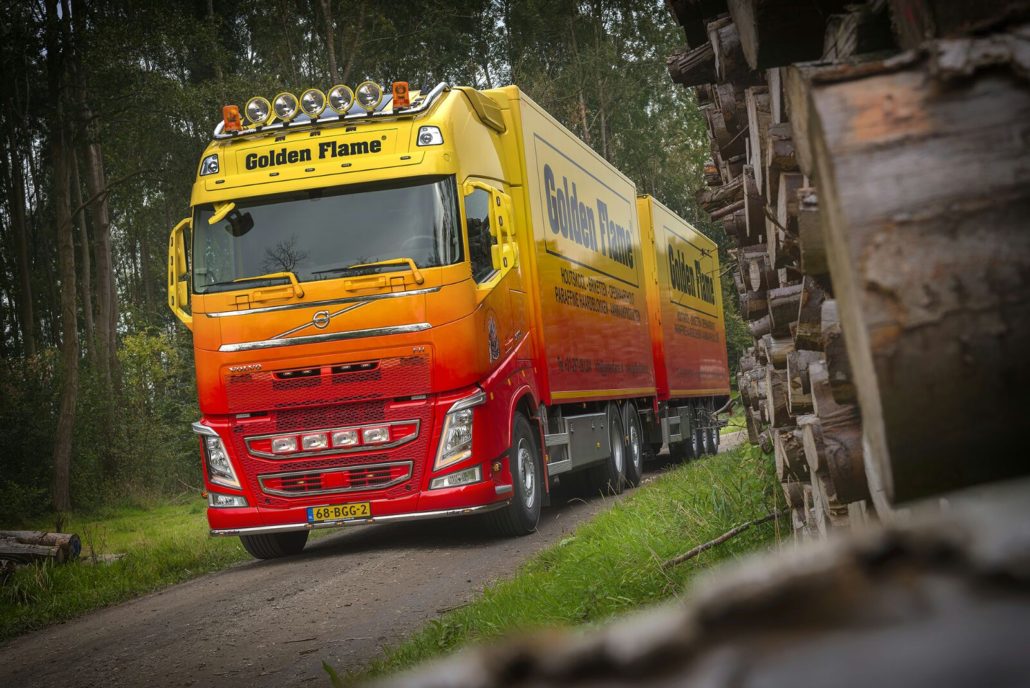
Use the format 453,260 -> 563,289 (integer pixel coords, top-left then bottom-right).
490,412 -> 542,536
240,530 -> 309,560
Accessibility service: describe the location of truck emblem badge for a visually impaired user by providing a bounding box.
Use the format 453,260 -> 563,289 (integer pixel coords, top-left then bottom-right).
488,315 -> 500,362
312,310 -> 331,329
228,363 -> 262,374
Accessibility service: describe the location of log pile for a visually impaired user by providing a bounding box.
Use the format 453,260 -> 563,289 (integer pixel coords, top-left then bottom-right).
0,530 -> 81,566
666,0 -> 1030,537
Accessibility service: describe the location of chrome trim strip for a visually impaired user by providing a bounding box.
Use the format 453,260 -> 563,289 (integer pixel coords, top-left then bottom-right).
245,420 -> 421,459
272,302 -> 368,339
257,460 -> 413,498
448,388 -> 487,414
218,322 -> 431,352
191,421 -> 218,437
209,501 -> 507,536
494,485 -> 513,495
203,286 -> 441,318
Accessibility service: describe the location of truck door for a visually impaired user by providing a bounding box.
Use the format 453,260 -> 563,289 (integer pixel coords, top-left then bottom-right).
463,181 -> 520,366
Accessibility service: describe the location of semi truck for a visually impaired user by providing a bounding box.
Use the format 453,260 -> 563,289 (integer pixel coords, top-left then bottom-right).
167,81 -> 730,559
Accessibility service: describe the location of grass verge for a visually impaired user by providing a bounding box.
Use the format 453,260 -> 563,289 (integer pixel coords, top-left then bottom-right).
0,499 -> 251,642
350,442 -> 781,683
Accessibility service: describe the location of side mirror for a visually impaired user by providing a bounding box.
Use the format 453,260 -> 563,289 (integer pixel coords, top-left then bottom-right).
167,217 -> 193,329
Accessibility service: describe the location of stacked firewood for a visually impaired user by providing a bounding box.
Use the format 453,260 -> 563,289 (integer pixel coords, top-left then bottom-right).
668,0 -> 1030,537
0,530 -> 81,566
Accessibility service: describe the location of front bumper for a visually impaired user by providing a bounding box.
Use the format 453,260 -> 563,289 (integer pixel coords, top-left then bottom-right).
210,501 -> 507,536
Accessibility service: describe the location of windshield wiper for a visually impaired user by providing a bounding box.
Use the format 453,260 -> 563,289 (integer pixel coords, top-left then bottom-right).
314,257 -> 424,285
198,271 -> 305,298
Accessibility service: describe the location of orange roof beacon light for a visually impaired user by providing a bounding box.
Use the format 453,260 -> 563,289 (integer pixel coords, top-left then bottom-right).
222,105 -> 243,132
392,81 -> 410,108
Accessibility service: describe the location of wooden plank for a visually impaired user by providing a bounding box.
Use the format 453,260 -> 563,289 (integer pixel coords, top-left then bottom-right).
727,0 -> 848,69
801,45 -> 1030,502
745,87 -> 771,190
667,42 -> 717,87
796,187 -> 827,275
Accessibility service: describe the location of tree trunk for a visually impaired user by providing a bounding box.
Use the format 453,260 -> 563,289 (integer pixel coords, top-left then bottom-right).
5,130 -> 35,358
71,151 -> 95,360
47,0 -> 78,514
318,0 -> 339,84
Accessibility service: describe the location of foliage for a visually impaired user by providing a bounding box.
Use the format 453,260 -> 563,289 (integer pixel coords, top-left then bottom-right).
348,443 -> 783,683
0,1 -> 718,514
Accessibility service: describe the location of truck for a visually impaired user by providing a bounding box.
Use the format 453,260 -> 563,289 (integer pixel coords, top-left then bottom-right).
167,81 -> 730,559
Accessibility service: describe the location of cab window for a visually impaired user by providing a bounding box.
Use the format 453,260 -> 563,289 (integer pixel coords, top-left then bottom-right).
465,189 -> 494,283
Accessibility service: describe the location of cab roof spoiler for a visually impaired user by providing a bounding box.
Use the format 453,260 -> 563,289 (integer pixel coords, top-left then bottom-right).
212,82 -> 449,141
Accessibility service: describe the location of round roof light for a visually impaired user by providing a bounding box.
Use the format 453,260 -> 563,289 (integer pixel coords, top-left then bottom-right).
300,88 -> 327,118
355,81 -> 383,112
272,92 -> 299,121
244,96 -> 272,125
327,84 -> 354,114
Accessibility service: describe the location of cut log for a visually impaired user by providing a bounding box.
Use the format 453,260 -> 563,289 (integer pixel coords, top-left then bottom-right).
667,42 -> 717,87
822,2 -> 894,61
760,333 -> 794,369
742,165 -> 766,243
741,290 -> 769,321
0,531 -> 81,560
748,314 -> 772,338
747,252 -> 776,292
767,67 -> 785,124
887,0 -> 1026,50
727,0 -> 848,69
707,17 -> 764,85
764,122 -> 797,174
786,349 -> 821,414
806,361 -> 869,505
765,367 -> 791,428
820,299 -> 856,405
796,187 -> 827,275
744,406 -> 761,444
0,541 -> 66,565
775,171 -> 804,236
767,283 -> 803,336
795,275 -> 827,351
697,174 -> 743,211
745,87 -> 771,190
774,426 -> 808,481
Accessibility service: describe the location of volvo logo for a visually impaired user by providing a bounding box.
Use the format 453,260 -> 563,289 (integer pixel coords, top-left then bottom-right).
228,363 -> 262,374
312,310 -> 331,329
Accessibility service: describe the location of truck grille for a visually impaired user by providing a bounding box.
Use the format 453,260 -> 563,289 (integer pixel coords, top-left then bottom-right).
259,461 -> 412,497
224,352 -> 431,414
228,398 -> 433,508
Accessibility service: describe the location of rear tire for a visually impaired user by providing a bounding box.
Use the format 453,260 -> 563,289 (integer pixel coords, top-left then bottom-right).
489,412 -> 542,536
706,427 -> 719,454
621,402 -> 644,487
595,403 -> 627,494
692,425 -> 705,458
240,530 -> 309,560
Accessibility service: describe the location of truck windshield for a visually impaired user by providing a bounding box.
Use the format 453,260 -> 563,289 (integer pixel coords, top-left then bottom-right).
192,175 -> 461,294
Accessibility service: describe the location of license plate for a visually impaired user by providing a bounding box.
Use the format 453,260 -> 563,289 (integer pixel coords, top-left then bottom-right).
307,503 -> 371,523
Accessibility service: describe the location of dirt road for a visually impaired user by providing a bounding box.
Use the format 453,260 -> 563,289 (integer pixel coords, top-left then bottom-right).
0,487 -> 630,687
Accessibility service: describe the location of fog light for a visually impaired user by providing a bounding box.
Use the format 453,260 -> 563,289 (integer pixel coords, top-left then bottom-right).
208,492 -> 248,508
273,92 -> 299,121
245,96 -> 272,125
363,426 -> 389,444
430,466 -> 481,490
271,436 -> 298,454
328,84 -> 354,114
302,433 -> 328,450
355,81 -> 383,112
332,429 -> 359,447
300,88 -> 327,117
417,126 -> 443,146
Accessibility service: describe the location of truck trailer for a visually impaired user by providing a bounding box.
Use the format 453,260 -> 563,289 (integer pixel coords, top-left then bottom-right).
168,82 -> 730,559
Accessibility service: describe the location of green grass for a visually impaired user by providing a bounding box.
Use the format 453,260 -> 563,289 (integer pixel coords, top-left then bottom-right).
721,390 -> 746,436
0,499 -> 252,641
350,443 -> 781,683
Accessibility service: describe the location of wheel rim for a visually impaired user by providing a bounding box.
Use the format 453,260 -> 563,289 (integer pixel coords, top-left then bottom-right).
517,438 -> 536,509
629,422 -> 642,473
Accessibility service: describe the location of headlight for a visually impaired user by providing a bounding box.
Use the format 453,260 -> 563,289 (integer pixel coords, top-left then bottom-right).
434,389 -> 486,471
245,96 -> 272,125
327,84 -> 354,114
273,92 -> 299,121
193,423 -> 241,489
300,88 -> 327,118
355,81 -> 383,112
417,126 -> 443,146
199,153 -> 219,176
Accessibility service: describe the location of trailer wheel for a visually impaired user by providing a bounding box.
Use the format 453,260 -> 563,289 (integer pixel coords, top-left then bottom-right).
594,403 -> 627,494
692,425 -> 705,457
239,530 -> 309,560
706,427 -> 719,454
489,412 -> 542,536
621,402 -> 644,487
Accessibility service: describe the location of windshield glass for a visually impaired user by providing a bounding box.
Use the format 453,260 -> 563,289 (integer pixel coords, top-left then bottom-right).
192,176 -> 461,293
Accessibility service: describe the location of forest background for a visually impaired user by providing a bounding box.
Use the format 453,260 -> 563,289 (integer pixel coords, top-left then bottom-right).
0,0 -> 749,519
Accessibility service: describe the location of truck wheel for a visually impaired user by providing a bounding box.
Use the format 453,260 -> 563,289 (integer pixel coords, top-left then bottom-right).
239,530 -> 309,560
692,426 -> 705,457
490,412 -> 542,536
595,403 -> 627,494
621,402 -> 644,487
706,427 -> 719,454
